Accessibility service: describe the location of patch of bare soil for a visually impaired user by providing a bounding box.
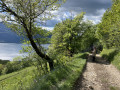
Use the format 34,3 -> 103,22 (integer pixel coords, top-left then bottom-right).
73,54 -> 120,90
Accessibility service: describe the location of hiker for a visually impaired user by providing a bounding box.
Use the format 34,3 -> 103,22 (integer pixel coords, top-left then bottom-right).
92,47 -> 96,62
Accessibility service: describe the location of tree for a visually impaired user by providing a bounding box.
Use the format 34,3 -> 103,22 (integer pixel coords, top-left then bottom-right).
79,21 -> 98,51
49,12 -> 98,59
51,12 -> 85,57
0,0 -> 65,70
97,0 -> 120,49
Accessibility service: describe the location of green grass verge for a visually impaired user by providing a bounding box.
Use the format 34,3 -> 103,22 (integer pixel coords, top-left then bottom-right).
100,49 -> 120,70
110,86 -> 120,90
31,53 -> 87,90
0,53 -> 87,90
0,66 -> 37,90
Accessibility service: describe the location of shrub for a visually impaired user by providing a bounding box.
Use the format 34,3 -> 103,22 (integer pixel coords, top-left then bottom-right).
0,64 -> 4,75
0,60 -> 10,65
2,67 -> 8,75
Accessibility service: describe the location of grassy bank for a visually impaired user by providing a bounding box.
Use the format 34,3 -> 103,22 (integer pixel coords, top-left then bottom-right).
31,53 -> 87,90
0,66 -> 37,90
100,49 -> 120,70
0,53 -> 87,90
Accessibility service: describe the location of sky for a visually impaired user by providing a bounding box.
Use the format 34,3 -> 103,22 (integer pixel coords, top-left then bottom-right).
0,0 -> 112,30
42,0 -> 112,30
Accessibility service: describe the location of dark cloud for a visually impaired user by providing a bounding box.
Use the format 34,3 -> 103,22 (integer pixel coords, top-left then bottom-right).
62,0 -> 112,15
43,0 -> 112,29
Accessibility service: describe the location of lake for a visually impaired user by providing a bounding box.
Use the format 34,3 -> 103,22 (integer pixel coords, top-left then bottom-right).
0,43 -> 50,61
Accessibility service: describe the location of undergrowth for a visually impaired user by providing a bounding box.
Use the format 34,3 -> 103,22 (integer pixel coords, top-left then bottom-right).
31,53 -> 87,90
0,53 -> 87,90
100,49 -> 120,70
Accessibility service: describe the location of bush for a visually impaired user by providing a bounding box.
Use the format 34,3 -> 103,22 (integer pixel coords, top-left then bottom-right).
1,57 -> 32,74
0,64 -> 4,75
0,60 -> 9,65
2,67 -> 8,75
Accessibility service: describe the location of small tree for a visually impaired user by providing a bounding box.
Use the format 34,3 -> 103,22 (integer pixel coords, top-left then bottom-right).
49,12 -> 98,59
50,12 -> 85,57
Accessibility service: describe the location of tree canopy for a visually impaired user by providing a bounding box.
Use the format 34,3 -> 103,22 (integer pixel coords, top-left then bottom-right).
97,0 -> 120,49
49,12 -> 97,58
0,0 -> 65,70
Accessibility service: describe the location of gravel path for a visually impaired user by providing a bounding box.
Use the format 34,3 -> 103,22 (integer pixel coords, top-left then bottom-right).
73,54 -> 120,90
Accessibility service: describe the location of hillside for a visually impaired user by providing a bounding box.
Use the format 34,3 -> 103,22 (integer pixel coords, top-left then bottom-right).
0,53 -> 87,90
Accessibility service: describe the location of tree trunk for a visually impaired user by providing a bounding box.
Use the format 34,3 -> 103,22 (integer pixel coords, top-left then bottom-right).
23,23 -> 54,71
29,35 -> 54,71
1,1 -> 54,71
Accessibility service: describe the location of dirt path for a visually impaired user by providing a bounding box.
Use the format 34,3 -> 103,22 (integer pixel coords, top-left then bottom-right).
73,54 -> 120,90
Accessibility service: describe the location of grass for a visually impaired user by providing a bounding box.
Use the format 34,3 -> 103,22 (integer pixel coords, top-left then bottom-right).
100,49 -> 120,70
31,53 -> 87,90
0,66 -> 37,90
0,53 -> 87,90
0,67 -> 34,81
110,86 -> 120,90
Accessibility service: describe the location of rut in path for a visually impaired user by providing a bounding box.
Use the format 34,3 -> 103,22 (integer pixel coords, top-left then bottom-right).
73,54 -> 120,90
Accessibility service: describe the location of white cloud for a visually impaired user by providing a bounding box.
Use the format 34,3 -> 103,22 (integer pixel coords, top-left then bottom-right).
83,9 -> 106,24
42,26 -> 54,31
96,9 -> 106,15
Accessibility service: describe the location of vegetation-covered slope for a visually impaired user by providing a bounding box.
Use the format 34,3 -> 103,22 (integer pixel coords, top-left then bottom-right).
101,49 -> 120,70
0,53 -> 87,90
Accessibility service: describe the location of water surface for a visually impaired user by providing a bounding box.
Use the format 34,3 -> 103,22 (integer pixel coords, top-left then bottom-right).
0,43 -> 49,61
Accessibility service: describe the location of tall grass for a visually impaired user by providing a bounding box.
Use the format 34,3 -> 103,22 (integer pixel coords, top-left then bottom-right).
100,49 -> 120,70
30,53 -> 87,90
0,53 -> 87,90
0,66 -> 39,90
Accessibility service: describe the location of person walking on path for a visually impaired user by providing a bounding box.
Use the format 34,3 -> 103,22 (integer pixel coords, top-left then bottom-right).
92,47 -> 96,62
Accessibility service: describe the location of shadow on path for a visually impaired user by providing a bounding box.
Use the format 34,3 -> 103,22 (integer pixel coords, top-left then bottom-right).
88,54 -> 110,65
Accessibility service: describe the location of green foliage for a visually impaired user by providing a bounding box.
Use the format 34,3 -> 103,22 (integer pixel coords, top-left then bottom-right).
30,53 -> 87,90
32,27 -> 52,44
97,0 -> 120,48
1,67 -> 8,75
1,56 -> 32,74
50,12 -> 85,57
0,64 -> 4,75
0,60 -> 10,65
0,66 -> 37,90
0,0 -> 66,71
0,53 -> 87,90
1,0 -> 64,44
79,21 -> 98,51
101,49 -> 120,70
100,49 -> 116,61
73,52 -> 89,59
49,12 -> 97,58
110,86 -> 120,90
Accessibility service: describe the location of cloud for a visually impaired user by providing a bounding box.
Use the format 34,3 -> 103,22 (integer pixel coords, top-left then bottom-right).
84,9 -> 106,24
0,0 -> 112,29
45,0 -> 112,26
62,0 -> 112,15
42,26 -> 54,31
